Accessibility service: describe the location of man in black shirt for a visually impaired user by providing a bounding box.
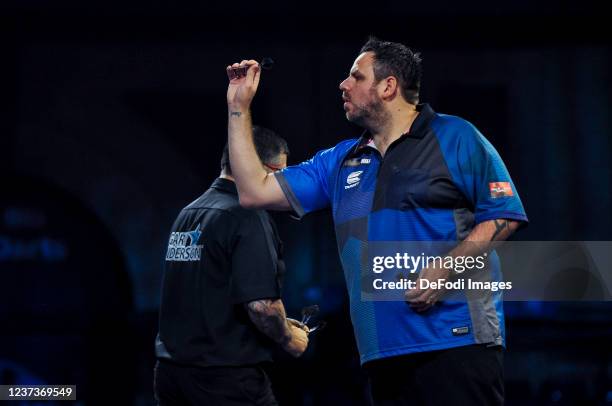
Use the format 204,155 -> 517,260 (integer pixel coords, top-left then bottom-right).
154,126 -> 308,406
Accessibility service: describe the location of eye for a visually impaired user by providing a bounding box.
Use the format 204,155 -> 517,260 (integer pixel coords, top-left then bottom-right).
352,72 -> 364,81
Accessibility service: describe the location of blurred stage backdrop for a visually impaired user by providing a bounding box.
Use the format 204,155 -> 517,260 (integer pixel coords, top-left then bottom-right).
1,1 -> 611,405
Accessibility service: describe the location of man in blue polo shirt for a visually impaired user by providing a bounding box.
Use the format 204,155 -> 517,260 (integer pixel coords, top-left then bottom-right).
225,37 -> 527,405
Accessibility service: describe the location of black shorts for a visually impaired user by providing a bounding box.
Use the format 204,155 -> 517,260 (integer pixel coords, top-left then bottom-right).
365,344 -> 504,406
154,360 -> 278,406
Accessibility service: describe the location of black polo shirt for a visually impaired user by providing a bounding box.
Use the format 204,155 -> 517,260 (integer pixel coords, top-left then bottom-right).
156,178 -> 284,367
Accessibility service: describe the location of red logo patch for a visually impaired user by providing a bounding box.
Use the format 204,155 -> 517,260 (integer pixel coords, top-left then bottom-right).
489,182 -> 513,198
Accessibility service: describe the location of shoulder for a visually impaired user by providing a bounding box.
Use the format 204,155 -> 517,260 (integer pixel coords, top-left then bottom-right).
309,138 -> 360,167
181,190 -> 245,224
431,114 -> 481,140
282,138 -> 359,177
321,138 -> 359,157
430,113 -> 493,152
226,205 -> 269,228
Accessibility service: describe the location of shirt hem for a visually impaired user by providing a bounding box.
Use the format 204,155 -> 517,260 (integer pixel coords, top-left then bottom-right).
231,289 -> 281,305
360,336 -> 480,365
157,356 -> 275,369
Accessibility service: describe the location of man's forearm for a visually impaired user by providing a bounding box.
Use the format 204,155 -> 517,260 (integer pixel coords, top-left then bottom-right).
448,219 -> 520,262
227,109 -> 269,207
246,298 -> 292,345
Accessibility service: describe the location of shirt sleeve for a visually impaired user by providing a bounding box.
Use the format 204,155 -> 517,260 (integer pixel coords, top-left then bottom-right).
449,120 -> 528,225
229,210 -> 281,304
274,148 -> 334,218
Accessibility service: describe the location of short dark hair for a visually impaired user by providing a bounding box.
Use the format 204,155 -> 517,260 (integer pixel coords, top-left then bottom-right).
360,36 -> 423,104
221,125 -> 289,175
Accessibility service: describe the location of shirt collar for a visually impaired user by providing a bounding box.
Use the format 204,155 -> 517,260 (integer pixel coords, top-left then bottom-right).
351,103 -> 437,155
210,177 -> 237,195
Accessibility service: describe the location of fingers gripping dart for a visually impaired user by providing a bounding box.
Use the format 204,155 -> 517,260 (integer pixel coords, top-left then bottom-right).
227,57 -> 274,80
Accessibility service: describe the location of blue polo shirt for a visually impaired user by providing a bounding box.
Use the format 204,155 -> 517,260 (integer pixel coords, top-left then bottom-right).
275,104 -> 528,364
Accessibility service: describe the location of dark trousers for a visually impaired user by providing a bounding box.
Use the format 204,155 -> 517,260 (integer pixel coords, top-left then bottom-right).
154,360 -> 278,406
365,344 -> 504,406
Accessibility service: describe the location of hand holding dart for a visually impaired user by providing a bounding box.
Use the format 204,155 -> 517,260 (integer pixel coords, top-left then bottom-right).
227,57 -> 274,80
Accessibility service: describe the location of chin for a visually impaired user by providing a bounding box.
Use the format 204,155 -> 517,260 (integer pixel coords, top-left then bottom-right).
346,113 -> 363,125
345,110 -> 357,121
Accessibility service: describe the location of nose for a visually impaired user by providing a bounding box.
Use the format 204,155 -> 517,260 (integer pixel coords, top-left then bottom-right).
339,77 -> 350,91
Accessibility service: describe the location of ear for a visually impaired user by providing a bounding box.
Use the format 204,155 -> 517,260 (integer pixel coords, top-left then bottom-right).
380,76 -> 398,100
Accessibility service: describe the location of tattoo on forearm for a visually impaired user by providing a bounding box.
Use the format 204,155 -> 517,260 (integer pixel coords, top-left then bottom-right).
247,300 -> 290,345
491,220 -> 509,241
230,111 -> 242,117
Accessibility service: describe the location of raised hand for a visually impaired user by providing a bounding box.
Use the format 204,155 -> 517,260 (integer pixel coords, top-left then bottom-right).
226,59 -> 261,111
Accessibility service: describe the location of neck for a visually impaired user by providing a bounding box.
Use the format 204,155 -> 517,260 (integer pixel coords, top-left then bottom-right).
371,102 -> 419,156
219,172 -> 235,182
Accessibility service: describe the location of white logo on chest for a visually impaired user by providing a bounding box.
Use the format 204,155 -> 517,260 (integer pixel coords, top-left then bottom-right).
345,170 -> 363,189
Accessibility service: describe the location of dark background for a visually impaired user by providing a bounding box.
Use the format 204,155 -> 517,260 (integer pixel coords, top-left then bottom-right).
1,1 -> 611,405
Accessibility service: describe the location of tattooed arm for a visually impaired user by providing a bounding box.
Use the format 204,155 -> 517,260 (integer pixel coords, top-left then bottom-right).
452,218 -> 521,255
467,219 -> 519,243
246,299 -> 291,345
246,298 -> 309,357
406,219 -> 522,311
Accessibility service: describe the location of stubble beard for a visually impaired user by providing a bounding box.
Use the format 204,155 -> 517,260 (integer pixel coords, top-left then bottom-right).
345,90 -> 388,132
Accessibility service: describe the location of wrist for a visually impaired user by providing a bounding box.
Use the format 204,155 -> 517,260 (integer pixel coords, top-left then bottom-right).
279,321 -> 293,347
445,266 -> 458,280
228,105 -> 250,115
